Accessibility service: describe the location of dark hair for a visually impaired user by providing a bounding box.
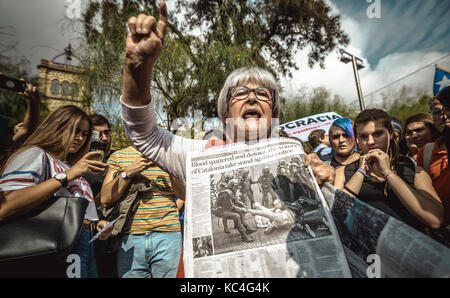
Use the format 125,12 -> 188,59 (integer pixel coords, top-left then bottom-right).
308,129 -> 326,148
404,113 -> 440,141
353,109 -> 398,162
437,86 -> 450,108
90,114 -> 111,130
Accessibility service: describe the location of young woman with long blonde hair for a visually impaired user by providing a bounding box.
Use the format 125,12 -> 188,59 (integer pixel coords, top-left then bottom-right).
0,105 -> 110,277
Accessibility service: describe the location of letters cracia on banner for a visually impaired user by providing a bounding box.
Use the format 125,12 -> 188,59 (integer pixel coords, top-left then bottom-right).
277,112 -> 342,142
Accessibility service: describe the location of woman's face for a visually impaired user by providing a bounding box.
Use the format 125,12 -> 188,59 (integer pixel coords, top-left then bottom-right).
356,120 -> 391,154
227,81 -> 273,141
66,119 -> 90,154
329,126 -> 355,157
404,121 -> 433,150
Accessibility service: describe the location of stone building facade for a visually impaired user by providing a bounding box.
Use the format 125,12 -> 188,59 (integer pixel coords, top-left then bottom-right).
37,59 -> 93,113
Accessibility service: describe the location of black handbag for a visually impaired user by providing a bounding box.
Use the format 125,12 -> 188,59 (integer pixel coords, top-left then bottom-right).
0,153 -> 88,277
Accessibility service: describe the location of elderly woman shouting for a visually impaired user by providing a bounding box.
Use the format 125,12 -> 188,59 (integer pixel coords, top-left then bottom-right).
120,2 -> 329,183
120,1 -> 334,277
122,2 -> 283,182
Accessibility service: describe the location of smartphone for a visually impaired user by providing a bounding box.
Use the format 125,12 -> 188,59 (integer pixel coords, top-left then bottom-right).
89,131 -> 106,161
0,74 -> 26,93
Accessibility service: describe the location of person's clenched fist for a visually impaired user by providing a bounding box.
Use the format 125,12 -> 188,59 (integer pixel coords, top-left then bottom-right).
125,1 -> 168,68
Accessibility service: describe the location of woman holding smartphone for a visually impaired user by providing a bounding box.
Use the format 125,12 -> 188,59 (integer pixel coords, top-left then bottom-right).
334,109 -> 444,231
0,105 -> 110,277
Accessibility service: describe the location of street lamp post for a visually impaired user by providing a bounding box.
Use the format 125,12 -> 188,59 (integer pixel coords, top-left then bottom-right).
340,50 -> 365,111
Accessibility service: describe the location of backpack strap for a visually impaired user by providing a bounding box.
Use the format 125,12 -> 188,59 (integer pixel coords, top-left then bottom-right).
316,147 -> 325,155
423,142 -> 434,173
42,152 -> 52,181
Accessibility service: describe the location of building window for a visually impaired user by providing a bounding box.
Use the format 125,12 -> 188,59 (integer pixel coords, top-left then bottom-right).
51,79 -> 59,95
72,83 -> 79,98
62,81 -> 70,96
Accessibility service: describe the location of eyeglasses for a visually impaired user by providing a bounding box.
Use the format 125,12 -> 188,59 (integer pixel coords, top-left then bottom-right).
227,86 -> 274,104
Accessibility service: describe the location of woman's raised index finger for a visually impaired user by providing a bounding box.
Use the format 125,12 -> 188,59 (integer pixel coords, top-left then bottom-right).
156,1 -> 168,40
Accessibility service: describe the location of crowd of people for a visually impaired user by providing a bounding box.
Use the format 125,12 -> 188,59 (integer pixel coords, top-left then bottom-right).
307,89 -> 450,246
0,2 -> 449,278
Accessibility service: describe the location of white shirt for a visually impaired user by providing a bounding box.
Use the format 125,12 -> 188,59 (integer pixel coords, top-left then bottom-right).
0,147 -> 99,221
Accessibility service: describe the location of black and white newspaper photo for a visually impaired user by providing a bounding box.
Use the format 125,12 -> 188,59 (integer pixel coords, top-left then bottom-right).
184,138 -> 351,278
321,183 -> 450,278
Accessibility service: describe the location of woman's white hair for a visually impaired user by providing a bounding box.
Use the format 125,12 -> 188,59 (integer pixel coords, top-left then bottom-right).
217,67 -> 280,123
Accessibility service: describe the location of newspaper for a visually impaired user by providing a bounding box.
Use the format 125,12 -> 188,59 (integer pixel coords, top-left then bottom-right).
321,183 -> 450,278
184,138 -> 351,278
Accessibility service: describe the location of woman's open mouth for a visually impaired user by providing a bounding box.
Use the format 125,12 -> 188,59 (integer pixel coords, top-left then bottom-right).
242,109 -> 262,120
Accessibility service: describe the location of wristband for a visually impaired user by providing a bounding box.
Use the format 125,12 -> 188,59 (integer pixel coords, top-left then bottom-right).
383,170 -> 395,179
357,168 -> 367,177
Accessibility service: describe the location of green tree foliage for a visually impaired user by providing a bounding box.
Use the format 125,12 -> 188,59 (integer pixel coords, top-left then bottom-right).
78,0 -> 349,131
280,86 -> 358,124
0,26 -> 49,129
280,85 -> 433,134
378,86 -> 431,124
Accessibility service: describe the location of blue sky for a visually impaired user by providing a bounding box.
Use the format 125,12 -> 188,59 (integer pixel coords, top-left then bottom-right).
333,0 -> 449,67
283,0 -> 450,105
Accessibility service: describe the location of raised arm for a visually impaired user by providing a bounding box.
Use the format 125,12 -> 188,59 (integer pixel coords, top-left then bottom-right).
122,1 -> 168,107
120,2 -> 205,184
12,84 -> 41,143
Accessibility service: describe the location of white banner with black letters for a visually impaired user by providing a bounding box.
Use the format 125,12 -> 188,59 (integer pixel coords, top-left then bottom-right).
278,112 -> 342,142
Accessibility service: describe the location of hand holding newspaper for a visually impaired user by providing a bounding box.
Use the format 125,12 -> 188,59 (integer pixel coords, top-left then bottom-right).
88,215 -> 122,244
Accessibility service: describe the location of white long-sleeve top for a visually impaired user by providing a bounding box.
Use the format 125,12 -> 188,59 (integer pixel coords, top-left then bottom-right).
121,99 -> 207,184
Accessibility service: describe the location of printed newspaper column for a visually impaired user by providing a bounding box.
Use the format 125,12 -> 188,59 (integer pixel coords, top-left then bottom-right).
320,183 -> 450,278
184,137 -> 351,277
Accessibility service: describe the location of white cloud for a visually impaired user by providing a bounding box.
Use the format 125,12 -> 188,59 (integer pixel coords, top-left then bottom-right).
281,12 -> 450,108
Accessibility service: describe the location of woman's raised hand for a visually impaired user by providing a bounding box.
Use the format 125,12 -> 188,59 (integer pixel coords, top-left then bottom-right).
125,1 -> 168,68
364,149 -> 391,177
66,151 -> 107,181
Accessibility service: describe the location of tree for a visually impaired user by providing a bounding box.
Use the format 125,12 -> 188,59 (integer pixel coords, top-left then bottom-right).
280,86 -> 357,124
78,0 -> 349,131
378,86 -> 431,124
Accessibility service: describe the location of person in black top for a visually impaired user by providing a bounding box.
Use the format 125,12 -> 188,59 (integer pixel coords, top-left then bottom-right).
334,109 -> 444,231
328,118 -> 360,168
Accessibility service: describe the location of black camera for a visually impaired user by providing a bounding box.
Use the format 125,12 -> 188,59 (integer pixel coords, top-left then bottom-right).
0,74 -> 26,93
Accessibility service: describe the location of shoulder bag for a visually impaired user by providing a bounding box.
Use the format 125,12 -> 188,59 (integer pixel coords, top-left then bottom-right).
0,153 -> 88,277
